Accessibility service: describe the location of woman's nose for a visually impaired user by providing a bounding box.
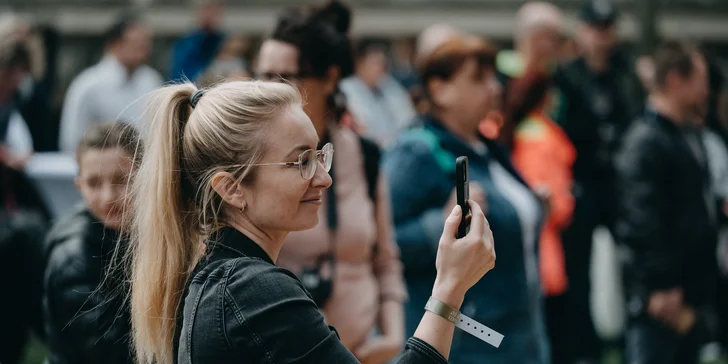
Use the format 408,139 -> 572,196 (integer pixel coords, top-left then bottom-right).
311,160 -> 333,189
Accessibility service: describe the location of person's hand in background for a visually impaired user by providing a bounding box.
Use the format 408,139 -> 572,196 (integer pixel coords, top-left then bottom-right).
354,301 -> 405,364
648,287 -> 695,333
442,183 -> 486,223
0,144 -> 30,170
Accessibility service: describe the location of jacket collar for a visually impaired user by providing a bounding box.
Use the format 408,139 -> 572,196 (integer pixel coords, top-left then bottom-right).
211,226 -> 275,265
645,106 -> 689,135
417,114 -> 531,188
81,208 -> 125,258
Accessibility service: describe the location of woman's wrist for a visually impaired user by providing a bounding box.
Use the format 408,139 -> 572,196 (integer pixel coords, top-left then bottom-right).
431,280 -> 465,310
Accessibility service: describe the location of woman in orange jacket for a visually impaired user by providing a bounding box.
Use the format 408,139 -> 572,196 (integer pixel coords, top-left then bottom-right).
482,70 -> 576,297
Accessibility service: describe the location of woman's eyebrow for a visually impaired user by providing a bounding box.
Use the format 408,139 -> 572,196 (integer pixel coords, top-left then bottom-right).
286,144 -> 311,158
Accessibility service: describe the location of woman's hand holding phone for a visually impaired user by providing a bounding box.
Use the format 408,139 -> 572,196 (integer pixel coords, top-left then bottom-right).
432,201 -> 495,309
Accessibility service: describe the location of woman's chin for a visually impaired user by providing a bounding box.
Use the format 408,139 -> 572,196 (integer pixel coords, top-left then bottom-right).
289,214 -> 320,232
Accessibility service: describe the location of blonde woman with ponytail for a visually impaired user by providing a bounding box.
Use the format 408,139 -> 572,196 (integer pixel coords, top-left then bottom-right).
128,80 -> 496,364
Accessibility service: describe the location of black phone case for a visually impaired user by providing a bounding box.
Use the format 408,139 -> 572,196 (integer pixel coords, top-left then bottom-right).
456,156 -> 470,238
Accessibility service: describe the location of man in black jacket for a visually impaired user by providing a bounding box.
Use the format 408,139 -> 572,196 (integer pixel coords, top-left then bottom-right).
43,122 -> 138,364
616,42 -> 718,364
552,1 -> 645,362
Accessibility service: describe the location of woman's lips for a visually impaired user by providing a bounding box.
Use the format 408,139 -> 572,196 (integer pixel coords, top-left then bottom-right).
301,195 -> 323,204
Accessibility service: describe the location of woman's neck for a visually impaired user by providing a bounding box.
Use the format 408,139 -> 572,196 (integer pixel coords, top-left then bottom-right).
226,217 -> 288,263
432,110 -> 481,144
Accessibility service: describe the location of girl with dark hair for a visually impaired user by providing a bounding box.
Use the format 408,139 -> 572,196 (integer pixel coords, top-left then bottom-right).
256,3 -> 408,362
498,70 -> 576,364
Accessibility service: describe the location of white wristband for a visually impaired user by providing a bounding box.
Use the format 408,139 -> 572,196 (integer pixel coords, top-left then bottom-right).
425,297 -> 504,348
455,309 -> 504,348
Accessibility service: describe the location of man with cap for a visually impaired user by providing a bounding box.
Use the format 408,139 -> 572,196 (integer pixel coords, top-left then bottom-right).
553,1 -> 645,363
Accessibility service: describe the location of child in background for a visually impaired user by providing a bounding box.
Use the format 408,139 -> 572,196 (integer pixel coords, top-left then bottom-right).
43,122 -> 139,364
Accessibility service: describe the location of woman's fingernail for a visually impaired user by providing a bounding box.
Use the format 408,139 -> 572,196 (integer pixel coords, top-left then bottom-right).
452,205 -> 461,216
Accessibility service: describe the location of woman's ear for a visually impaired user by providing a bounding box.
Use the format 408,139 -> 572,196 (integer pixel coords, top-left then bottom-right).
428,77 -> 448,108
210,172 -> 245,207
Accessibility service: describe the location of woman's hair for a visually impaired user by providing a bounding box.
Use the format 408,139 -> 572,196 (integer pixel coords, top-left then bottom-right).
499,70 -> 552,147
418,35 -> 498,109
354,38 -> 389,61
0,14 -> 31,73
128,80 -> 301,364
271,1 -> 354,80
75,122 -> 140,167
103,12 -> 140,47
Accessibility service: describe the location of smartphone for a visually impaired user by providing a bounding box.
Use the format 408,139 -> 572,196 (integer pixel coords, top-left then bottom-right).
456,156 -> 470,238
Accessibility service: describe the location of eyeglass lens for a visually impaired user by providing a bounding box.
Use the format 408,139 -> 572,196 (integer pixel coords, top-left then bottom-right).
300,143 -> 334,180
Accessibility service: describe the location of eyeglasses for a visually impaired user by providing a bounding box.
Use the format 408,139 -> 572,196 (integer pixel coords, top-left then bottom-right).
244,143 -> 334,180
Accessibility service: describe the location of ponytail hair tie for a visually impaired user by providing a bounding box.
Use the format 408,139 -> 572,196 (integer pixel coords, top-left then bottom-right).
189,89 -> 206,109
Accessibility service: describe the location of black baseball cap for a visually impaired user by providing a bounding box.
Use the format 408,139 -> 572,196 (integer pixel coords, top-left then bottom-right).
579,0 -> 618,26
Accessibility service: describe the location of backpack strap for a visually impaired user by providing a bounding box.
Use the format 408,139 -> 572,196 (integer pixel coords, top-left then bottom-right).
403,128 -> 457,176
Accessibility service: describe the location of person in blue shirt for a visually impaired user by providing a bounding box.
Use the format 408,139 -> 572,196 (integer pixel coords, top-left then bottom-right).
168,0 -> 225,82
385,34 -> 549,364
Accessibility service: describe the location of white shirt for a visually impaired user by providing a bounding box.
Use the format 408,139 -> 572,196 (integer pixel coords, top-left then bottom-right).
340,75 -> 416,148
5,110 -> 33,156
488,160 -> 542,289
59,55 -> 163,152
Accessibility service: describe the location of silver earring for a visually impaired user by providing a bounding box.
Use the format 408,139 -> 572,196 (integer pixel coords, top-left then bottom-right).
240,200 -> 246,214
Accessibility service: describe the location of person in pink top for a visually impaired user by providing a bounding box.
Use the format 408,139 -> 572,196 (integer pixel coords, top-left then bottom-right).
255,2 -> 407,363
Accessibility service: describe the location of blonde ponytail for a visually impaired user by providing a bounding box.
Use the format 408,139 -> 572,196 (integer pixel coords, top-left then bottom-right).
130,83 -> 199,364
128,80 -> 301,364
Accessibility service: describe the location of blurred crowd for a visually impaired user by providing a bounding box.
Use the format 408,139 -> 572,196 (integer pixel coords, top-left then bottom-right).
1,0 -> 728,363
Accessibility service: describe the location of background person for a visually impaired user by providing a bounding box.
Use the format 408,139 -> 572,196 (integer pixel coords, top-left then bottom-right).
340,39 -> 416,148
0,20 -> 50,363
256,3 -> 408,362
43,122 -> 139,364
59,14 -> 162,152
553,2 -> 645,361
195,34 -> 251,88
168,0 -> 225,82
616,42 -> 717,364
385,34 -> 549,364
498,70 -> 576,364
0,15 -> 35,167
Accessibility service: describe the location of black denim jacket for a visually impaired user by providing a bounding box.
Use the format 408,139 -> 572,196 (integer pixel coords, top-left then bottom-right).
174,227 -> 449,364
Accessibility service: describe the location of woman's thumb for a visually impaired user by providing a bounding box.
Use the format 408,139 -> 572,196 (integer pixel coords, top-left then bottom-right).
442,205 -> 463,238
